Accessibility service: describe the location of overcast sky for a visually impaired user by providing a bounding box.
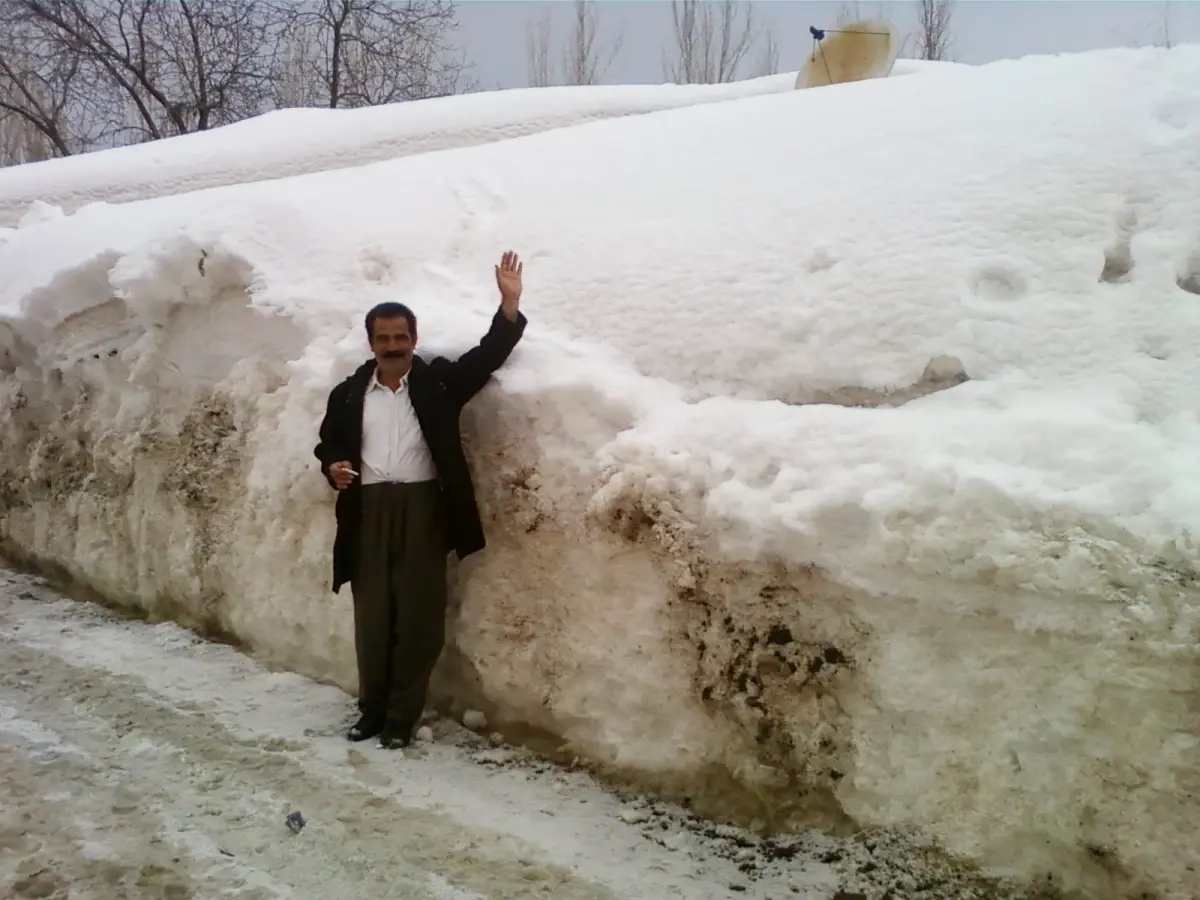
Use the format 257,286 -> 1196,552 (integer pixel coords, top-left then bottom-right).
452,0 -> 1198,89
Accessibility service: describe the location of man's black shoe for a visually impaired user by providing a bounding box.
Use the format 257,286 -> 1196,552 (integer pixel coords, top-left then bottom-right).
379,721 -> 412,750
348,714 -> 384,742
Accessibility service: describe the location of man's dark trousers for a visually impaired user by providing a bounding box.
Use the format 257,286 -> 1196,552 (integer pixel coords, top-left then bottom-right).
352,480 -> 447,728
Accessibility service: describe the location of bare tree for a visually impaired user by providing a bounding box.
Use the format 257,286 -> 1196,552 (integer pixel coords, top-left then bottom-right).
272,23 -> 325,107
0,0 -> 280,152
751,27 -> 780,77
561,0 -> 622,86
0,95 -> 58,164
913,0 -> 955,61
663,0 -> 758,84
275,0 -> 473,108
525,2 -> 622,88
0,8 -> 84,161
0,0 -> 478,165
1154,0 -> 1173,48
524,10 -> 554,87
1115,0 -> 1176,50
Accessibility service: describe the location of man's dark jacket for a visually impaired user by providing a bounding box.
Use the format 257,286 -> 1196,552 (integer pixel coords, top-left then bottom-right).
314,307 -> 527,593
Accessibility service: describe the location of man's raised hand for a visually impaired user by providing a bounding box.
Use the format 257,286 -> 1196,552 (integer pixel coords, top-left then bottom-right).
495,251 -> 523,321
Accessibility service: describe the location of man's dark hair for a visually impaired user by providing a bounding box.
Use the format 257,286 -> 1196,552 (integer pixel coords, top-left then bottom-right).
365,302 -> 417,340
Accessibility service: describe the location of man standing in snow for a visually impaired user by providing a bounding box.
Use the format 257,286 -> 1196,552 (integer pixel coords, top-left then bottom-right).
314,251 -> 527,749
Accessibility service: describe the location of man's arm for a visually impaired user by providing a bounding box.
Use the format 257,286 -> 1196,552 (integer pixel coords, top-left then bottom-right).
435,307 -> 527,407
313,384 -> 350,489
436,251 -> 527,407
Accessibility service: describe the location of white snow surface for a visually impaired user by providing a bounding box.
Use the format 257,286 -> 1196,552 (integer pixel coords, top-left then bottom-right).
0,75 -> 797,226
0,62 -> 957,226
1,45 -> 1199,900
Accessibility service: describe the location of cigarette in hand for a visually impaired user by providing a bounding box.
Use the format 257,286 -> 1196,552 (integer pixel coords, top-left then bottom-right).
346,469 -> 359,477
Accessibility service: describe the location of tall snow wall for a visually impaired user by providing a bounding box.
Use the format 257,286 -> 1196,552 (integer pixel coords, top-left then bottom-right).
2,46 -> 1199,900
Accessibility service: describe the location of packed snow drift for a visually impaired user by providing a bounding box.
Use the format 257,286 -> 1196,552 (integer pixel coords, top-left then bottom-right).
1,76 -> 805,226
2,45 -> 1199,900
0,61 -> 956,226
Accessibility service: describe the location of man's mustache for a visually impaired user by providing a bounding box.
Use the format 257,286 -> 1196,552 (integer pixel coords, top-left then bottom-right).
382,350 -> 406,359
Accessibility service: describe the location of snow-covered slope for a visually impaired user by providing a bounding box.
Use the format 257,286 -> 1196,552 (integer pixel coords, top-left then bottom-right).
2,45 -> 1198,900
0,61 -> 959,227
0,75 -> 797,226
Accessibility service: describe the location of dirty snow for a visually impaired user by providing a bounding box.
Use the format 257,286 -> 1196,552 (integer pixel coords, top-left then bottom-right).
0,570 -> 1032,900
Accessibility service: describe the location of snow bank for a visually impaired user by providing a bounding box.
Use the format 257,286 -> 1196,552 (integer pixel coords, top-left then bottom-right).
0,75 -> 797,226
2,45 -> 1199,900
890,58 -> 967,75
0,64 -> 960,227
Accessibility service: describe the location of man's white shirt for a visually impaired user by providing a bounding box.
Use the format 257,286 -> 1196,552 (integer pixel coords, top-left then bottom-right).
359,368 -> 438,485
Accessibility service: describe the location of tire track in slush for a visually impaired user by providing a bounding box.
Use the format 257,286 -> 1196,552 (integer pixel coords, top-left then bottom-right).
0,629 -> 617,900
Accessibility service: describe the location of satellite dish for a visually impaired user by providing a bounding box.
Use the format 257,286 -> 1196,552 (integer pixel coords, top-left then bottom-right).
796,19 -> 899,90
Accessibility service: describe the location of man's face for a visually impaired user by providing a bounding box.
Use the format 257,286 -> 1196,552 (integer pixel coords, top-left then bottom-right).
370,316 -> 415,374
